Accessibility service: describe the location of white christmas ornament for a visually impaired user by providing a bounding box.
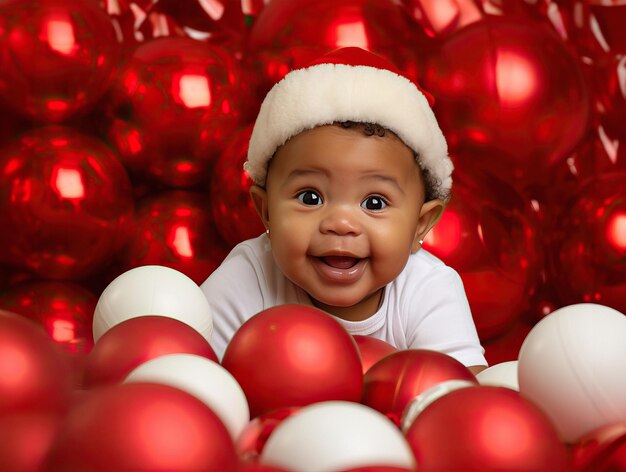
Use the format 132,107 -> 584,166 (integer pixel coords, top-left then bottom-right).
92,265 -> 213,342
518,303 -> 626,443
124,353 -> 249,440
261,401 -> 415,472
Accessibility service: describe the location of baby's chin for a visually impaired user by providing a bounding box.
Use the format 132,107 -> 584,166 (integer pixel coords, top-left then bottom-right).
308,289 -> 385,320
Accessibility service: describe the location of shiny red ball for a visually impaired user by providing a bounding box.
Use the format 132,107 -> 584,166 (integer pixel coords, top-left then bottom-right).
0,0 -> 120,123
571,422 -> 626,472
0,281 -> 97,357
352,335 -> 397,375
362,349 -> 477,420
247,0 -> 432,98
210,125 -> 266,248
0,309 -> 72,416
237,406 -> 301,463
116,190 -> 230,285
222,304 -> 363,418
104,37 -> 245,188
83,315 -> 218,388
45,383 -> 238,471
404,386 -> 570,471
552,173 -> 626,313
422,173 -> 541,340
0,126 -> 134,280
423,16 -> 589,190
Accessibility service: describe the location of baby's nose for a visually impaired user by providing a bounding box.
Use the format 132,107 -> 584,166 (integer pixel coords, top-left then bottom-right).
319,205 -> 361,236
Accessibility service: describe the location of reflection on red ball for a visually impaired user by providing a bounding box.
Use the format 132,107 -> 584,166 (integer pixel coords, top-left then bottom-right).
0,0 -> 120,123
210,125 -> 266,248
222,305 -> 363,418
0,309 -> 72,416
571,422 -> 626,472
404,386 -> 570,471
237,406 -> 301,463
0,126 -> 134,280
362,349 -> 477,420
352,335 -> 397,375
0,412 -> 63,472
46,383 -> 238,471
116,190 -> 229,285
84,315 -> 218,389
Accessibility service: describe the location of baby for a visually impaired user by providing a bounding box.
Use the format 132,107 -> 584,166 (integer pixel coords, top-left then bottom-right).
201,47 -> 487,374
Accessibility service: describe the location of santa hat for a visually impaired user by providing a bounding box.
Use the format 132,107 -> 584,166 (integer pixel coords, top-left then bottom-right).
244,47 -> 452,201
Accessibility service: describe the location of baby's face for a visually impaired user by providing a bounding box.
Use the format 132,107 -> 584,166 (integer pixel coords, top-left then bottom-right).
252,125 -> 442,319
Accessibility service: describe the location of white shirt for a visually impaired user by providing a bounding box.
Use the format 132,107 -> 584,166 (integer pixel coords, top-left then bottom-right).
201,234 -> 486,366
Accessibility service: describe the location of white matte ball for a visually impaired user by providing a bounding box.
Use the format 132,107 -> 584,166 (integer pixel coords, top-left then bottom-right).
518,303 -> 626,443
124,353 -> 249,440
93,265 -> 212,342
476,361 -> 519,391
261,401 -> 415,472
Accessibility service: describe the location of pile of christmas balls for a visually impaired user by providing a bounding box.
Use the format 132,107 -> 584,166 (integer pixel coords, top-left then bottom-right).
1,265 -> 625,471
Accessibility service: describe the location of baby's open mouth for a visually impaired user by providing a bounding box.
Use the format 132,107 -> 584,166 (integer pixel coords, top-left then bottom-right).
321,256 -> 361,270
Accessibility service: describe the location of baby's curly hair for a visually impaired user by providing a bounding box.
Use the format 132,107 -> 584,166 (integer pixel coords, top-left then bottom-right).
334,121 -> 440,202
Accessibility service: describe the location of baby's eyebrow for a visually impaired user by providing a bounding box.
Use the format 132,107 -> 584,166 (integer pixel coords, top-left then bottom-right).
285,168 -> 328,181
360,173 -> 405,195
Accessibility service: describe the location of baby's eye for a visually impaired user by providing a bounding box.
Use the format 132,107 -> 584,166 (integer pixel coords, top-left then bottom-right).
361,195 -> 387,211
296,190 -> 323,206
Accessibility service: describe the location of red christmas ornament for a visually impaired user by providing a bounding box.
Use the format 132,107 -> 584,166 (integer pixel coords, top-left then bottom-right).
352,335 -> 397,375
0,126 -> 134,280
83,315 -> 218,389
551,172 -> 626,314
0,281 -> 97,385
0,0 -> 120,123
571,422 -> 626,472
422,172 -> 541,340
404,386 -> 570,471
237,406 -> 301,463
104,37 -> 245,188
222,304 -> 363,418
246,0 -> 433,99
0,412 -> 63,472
0,280 -> 96,353
423,16 -> 589,190
0,309 -> 72,416
362,349 -> 477,421
116,190 -> 229,285
45,383 -> 238,471
210,125 -> 266,248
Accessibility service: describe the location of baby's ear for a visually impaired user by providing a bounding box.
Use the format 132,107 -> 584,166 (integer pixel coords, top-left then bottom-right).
249,185 -> 270,230
412,199 -> 445,252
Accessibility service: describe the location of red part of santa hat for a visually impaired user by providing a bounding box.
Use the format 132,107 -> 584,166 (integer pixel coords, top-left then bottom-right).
245,47 -> 452,201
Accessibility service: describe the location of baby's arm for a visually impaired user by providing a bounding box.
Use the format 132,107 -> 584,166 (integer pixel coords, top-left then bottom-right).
405,264 -> 487,370
200,243 -> 266,360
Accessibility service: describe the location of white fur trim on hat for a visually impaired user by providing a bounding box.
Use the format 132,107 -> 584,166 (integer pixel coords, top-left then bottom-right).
245,62 -> 452,201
